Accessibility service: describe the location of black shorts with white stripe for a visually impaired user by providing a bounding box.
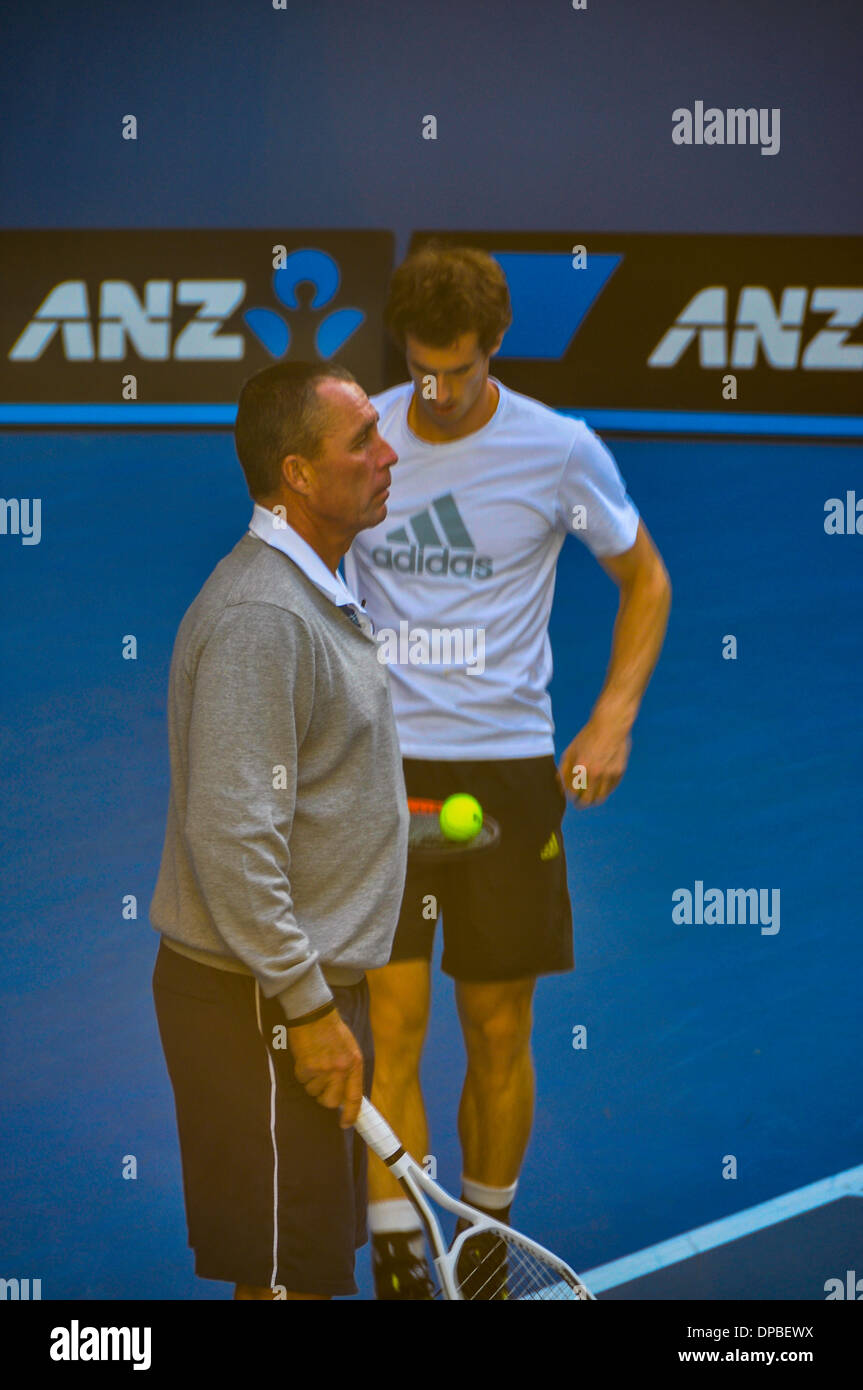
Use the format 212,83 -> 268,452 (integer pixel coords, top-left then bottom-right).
152,941 -> 373,1297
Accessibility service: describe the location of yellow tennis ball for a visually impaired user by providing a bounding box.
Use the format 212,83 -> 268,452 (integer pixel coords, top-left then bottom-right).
439,793 -> 483,842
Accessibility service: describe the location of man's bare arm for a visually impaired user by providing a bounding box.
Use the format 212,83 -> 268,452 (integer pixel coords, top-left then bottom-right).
559,519 -> 671,806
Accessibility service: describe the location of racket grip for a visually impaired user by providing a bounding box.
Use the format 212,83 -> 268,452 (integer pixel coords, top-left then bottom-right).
354,1097 -> 403,1162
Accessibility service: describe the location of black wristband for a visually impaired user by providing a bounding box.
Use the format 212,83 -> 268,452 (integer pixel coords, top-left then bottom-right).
283,1000 -> 337,1028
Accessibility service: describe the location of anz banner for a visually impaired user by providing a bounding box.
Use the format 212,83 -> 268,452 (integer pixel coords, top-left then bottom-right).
0,230 -> 393,408
0,228 -> 860,433
401,231 -> 863,433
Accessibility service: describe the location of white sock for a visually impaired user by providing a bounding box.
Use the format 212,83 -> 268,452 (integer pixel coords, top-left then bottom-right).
368,1198 -> 423,1237
460,1176 -> 518,1211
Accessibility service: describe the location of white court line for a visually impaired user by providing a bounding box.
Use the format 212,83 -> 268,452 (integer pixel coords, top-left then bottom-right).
527,1280 -> 573,1300
580,1162 -> 863,1293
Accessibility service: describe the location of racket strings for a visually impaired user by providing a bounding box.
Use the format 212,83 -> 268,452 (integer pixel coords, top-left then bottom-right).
453,1229 -> 586,1301
407,810 -> 499,859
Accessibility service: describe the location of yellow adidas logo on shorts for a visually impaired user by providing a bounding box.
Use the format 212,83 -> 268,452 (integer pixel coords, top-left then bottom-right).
540,832 -> 560,861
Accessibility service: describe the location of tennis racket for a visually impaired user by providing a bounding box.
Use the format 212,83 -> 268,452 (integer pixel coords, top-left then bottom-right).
354,1097 -> 595,1301
407,796 -> 501,864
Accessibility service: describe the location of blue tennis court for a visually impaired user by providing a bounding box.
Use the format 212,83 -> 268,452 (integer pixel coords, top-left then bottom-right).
3,425 -> 860,1299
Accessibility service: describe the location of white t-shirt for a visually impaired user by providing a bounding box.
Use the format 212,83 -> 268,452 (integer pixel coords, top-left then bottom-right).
344,378 -> 640,759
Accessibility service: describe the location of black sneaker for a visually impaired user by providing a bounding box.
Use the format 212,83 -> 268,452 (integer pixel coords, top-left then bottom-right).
372,1233 -> 436,1300
454,1227 -> 509,1300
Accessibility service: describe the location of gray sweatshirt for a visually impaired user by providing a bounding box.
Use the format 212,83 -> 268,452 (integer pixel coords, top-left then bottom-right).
149,532 -> 409,1020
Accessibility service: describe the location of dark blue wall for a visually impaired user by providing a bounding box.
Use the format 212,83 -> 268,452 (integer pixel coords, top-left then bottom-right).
3,0 -> 861,243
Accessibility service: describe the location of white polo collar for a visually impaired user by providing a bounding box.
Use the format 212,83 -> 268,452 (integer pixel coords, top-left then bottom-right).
248,504 -> 370,627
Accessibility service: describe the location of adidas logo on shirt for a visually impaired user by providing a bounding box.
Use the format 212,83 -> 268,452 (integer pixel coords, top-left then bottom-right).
371,493 -> 494,580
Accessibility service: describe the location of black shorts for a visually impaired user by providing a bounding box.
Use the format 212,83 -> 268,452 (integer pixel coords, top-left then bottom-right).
152,941 -> 373,1297
390,755 -> 574,981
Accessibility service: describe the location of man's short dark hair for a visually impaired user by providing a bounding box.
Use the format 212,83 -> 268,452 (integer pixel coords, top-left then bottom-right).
384,242 -> 512,356
234,361 -> 356,500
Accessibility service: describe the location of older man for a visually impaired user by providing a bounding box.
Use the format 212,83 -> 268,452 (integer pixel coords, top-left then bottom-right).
150,361 -> 406,1301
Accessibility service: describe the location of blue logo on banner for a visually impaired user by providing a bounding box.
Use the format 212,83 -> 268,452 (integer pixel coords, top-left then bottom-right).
244,248 -> 365,359
492,252 -> 622,358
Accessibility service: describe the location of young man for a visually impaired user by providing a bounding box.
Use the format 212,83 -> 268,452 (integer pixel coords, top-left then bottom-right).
150,362 -> 406,1300
344,244 -> 672,1299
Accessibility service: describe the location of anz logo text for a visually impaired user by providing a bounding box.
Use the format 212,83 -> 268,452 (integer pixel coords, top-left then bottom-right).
649,286 -> 863,371
8,250 -> 364,364
9,280 -> 248,361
